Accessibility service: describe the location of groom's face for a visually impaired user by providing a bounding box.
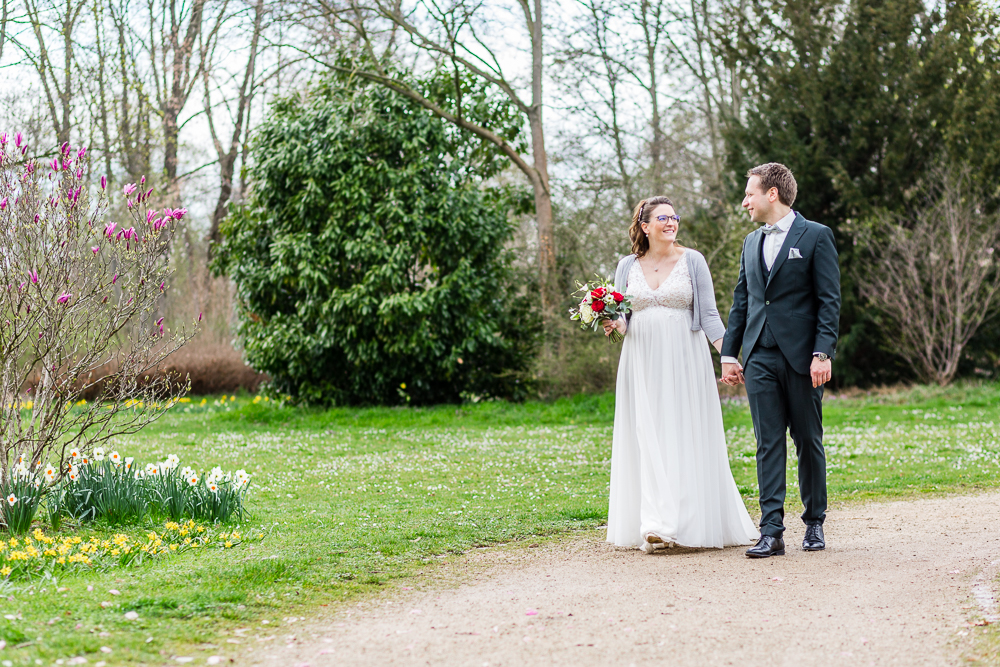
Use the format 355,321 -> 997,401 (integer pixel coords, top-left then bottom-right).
743,176 -> 776,223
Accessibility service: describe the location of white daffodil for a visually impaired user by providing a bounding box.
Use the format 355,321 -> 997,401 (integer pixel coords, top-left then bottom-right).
6,494 -> 16,506
207,481 -> 219,493
69,448 -> 81,459
164,454 -> 180,469
94,447 -> 106,461
124,456 -> 134,470
68,466 -> 79,482
144,463 -> 159,476
44,465 -> 56,483
109,451 -> 122,466
180,466 -> 194,478
186,474 -> 199,487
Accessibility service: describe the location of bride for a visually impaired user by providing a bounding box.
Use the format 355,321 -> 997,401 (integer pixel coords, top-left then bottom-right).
603,196 -> 760,552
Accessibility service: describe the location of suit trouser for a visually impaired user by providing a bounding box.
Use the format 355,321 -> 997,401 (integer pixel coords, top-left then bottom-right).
744,345 -> 826,538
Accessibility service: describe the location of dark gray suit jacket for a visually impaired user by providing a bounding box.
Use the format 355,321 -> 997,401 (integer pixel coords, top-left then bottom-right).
721,212 -> 841,376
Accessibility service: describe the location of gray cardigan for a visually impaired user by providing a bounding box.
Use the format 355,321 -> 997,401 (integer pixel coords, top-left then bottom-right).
613,250 -> 727,343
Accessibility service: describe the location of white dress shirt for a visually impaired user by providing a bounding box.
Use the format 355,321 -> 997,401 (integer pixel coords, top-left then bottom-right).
721,210 -> 796,366
762,210 -> 796,270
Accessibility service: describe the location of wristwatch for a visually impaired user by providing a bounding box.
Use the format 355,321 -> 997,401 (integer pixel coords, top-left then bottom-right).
813,353 -> 830,362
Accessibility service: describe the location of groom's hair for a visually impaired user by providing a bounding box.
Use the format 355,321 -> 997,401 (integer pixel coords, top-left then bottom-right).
747,163 -> 797,207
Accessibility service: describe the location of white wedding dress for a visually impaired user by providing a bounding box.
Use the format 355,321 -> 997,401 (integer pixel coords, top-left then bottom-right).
606,254 -> 760,549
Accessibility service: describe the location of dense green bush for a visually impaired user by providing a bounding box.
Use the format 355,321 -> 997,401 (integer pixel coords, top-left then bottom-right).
213,72 -> 537,405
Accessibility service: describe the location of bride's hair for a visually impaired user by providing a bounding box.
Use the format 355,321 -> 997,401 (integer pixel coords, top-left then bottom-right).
629,196 -> 680,257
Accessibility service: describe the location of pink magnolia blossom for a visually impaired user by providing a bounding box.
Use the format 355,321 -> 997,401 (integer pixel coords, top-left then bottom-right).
77,147 -> 87,158
14,133 -> 22,148
100,175 -> 107,190
198,312 -> 203,322
123,183 -> 137,196
51,157 -> 59,172
111,273 -> 118,285
104,222 -> 116,238
92,246 -> 100,254
140,175 -> 146,186
0,133 -> 7,144
159,281 -> 165,291
122,227 -> 136,241
76,168 -> 83,180
29,269 -> 39,284
57,293 -> 72,304
146,210 -> 156,224
101,295 -> 108,303
0,198 -> 6,210
155,317 -> 164,327
60,142 -> 71,156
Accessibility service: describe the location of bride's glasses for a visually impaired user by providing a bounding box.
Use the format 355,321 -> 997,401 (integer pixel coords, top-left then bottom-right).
656,214 -> 681,223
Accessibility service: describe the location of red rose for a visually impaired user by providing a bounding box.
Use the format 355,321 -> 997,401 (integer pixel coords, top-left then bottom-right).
591,287 -> 606,299
591,300 -> 606,313
612,292 -> 624,303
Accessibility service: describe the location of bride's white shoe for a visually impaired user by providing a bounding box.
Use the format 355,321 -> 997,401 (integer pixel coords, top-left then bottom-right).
640,533 -> 671,553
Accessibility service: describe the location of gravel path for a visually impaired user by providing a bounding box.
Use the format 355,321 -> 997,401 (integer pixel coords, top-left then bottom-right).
245,493 -> 1000,667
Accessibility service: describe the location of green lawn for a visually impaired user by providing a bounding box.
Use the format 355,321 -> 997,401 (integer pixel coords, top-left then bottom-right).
3,383 -> 1000,665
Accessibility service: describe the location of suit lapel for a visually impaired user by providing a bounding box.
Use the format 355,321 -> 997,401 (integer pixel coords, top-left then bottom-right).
766,213 -> 806,289
749,230 -> 766,292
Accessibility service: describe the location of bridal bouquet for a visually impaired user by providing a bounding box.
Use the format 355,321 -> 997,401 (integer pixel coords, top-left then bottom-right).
569,278 -> 631,343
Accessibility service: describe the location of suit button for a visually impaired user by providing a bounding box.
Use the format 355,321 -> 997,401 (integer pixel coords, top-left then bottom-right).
765,300 -> 770,305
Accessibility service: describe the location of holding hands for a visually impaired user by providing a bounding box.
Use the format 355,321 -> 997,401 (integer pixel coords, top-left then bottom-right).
720,362 -> 744,386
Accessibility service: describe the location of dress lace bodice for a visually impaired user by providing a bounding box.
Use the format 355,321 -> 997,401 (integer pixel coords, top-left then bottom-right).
626,253 -> 693,313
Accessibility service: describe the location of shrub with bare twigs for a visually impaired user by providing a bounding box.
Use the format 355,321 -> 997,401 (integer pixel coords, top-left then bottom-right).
854,166 -> 1000,386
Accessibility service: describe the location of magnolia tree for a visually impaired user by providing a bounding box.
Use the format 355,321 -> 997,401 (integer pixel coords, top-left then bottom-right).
0,132 -> 199,483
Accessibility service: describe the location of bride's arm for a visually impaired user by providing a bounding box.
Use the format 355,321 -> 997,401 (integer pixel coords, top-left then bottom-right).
712,337 -> 723,354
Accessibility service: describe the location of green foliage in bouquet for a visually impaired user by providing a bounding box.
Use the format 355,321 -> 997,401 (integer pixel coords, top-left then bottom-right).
212,62 -> 538,405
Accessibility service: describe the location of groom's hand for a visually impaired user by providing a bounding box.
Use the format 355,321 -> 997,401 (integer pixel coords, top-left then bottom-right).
721,362 -> 744,386
810,357 -> 832,388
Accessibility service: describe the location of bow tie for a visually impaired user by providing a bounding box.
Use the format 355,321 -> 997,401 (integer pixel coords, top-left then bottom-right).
761,225 -> 783,235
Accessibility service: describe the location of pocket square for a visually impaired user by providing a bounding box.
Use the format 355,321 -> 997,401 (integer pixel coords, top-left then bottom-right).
788,248 -> 803,259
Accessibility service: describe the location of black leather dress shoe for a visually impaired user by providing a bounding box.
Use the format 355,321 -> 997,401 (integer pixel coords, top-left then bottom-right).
746,535 -> 785,558
803,524 -> 825,551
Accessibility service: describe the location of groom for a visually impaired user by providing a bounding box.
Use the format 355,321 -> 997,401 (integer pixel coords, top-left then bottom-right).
720,163 -> 841,559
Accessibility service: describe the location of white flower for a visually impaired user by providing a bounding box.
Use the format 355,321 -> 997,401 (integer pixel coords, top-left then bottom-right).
164,454 -> 180,469
44,464 -> 56,483
145,463 -> 160,476
580,303 -> 595,324
207,480 -> 219,493
5,494 -> 16,506
124,456 -> 134,470
68,466 -> 79,481
234,469 -> 250,487
186,474 -> 199,487
180,466 -> 194,478
69,448 -> 81,460
94,447 -> 106,461
109,451 -> 121,466
13,462 -> 29,479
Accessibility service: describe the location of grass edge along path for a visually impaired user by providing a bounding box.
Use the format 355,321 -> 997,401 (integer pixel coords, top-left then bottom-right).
1,382 -> 1000,665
